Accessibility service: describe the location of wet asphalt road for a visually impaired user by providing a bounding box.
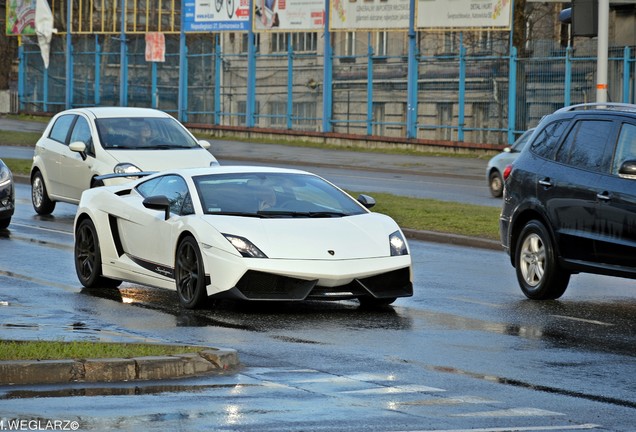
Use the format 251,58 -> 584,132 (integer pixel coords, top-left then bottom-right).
1,184 -> 635,431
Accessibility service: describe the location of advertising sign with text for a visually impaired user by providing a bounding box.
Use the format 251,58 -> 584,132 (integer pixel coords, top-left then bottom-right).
330,0 -> 410,31
183,0 -> 250,32
417,0 -> 511,29
253,0 -> 325,32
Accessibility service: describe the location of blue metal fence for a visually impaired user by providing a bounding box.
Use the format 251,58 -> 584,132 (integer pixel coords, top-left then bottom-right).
16,31 -> 636,146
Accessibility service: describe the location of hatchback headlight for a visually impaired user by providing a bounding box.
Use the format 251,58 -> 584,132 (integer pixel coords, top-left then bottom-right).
0,164 -> 11,187
114,163 -> 142,176
223,234 -> 267,258
389,231 -> 408,256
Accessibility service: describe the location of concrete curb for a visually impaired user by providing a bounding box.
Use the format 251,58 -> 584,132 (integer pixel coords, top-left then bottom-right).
0,348 -> 240,386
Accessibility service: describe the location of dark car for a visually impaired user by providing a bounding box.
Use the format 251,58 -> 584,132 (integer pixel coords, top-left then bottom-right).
500,103 -> 636,300
0,159 -> 15,229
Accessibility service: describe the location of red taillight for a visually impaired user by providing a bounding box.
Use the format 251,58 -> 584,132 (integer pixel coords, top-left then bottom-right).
503,164 -> 513,180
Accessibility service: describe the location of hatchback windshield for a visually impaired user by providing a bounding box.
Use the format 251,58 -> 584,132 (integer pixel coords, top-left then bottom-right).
194,173 -> 367,218
96,117 -> 199,150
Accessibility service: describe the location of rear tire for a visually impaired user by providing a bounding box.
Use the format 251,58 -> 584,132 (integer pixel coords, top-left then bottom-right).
31,171 -> 56,215
74,218 -> 121,288
489,171 -> 504,198
515,220 -> 569,300
175,236 -> 208,309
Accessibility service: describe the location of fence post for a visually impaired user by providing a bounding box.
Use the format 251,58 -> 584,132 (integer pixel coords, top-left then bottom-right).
507,46 -> 517,145
623,46 -> 631,103
214,34 -> 221,125
246,27 -> 256,127
406,0 -> 417,139
95,35 -> 101,106
367,32 -> 373,136
322,0 -> 333,133
287,33 -> 293,129
119,0 -> 127,107
565,46 -> 572,107
178,12 -> 187,121
18,40 -> 24,111
458,33 -> 465,142
43,67 -> 49,112
65,0 -> 73,109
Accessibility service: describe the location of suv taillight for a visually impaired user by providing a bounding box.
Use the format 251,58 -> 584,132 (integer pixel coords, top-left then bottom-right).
503,164 -> 513,180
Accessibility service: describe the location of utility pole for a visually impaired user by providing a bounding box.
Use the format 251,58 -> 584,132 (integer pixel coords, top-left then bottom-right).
596,0 -> 609,103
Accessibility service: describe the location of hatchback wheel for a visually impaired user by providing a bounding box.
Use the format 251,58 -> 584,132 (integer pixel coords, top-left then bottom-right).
515,220 -> 570,300
489,171 -> 504,197
74,218 -> 121,288
175,236 -> 208,309
31,171 -> 56,215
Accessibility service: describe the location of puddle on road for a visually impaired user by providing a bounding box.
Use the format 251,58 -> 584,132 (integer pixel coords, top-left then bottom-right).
0,383 -> 261,399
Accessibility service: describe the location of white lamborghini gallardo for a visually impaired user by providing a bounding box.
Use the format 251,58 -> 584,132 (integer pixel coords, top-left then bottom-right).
73,166 -> 413,309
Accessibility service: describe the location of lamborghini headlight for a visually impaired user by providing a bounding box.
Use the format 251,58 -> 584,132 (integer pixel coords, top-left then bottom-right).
114,162 -> 142,175
223,234 -> 268,258
389,231 -> 408,256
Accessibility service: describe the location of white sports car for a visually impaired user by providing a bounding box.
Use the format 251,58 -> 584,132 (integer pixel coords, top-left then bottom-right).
73,166 -> 413,309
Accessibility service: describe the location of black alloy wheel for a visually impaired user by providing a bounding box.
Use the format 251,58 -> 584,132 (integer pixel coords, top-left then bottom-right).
515,220 -> 570,300
74,218 -> 121,288
175,236 -> 208,309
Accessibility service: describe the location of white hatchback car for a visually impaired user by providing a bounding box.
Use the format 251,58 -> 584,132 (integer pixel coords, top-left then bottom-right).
31,107 -> 219,215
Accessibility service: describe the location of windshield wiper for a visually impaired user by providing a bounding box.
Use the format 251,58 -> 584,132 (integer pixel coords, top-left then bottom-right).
257,210 -> 347,218
208,211 -> 265,218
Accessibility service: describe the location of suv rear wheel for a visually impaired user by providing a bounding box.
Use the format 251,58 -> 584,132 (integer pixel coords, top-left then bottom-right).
515,220 -> 570,300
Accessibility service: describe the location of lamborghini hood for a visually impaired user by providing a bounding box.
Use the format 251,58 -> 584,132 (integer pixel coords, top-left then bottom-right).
203,213 -> 404,260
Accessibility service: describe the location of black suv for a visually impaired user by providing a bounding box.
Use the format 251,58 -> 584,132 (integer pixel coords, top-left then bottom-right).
500,103 -> 636,300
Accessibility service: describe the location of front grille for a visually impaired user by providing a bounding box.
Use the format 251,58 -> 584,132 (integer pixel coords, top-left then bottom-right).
235,271 -> 317,300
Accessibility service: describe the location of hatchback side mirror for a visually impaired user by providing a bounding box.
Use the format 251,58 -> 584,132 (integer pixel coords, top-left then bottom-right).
69,141 -> 87,160
619,160 -> 636,178
357,194 -> 376,209
143,195 -> 171,220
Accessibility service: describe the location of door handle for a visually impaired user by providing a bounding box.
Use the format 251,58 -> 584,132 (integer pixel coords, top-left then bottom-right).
538,178 -> 553,187
596,191 -> 611,201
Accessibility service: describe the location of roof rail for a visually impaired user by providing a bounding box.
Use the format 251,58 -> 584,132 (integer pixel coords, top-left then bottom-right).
555,102 -> 636,114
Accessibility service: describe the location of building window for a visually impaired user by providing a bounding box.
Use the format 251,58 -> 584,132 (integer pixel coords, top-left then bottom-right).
270,101 -> 286,126
238,101 -> 260,126
374,31 -> 387,56
271,33 -> 287,52
438,103 -> 453,141
345,32 -> 356,56
268,101 -> 316,127
443,32 -> 456,54
271,33 -> 317,53
373,103 -> 385,136
241,33 -> 261,53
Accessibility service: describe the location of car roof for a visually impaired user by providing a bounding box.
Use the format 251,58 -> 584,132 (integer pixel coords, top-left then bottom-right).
153,165 -> 314,178
57,107 -> 171,120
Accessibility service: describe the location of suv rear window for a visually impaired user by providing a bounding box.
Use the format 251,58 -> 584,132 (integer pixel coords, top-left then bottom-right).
530,120 -> 570,158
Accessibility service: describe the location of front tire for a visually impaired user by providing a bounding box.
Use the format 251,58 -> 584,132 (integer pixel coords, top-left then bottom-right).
515,220 -> 570,300
31,171 -> 56,215
0,217 -> 10,229
75,218 -> 121,288
175,236 -> 208,309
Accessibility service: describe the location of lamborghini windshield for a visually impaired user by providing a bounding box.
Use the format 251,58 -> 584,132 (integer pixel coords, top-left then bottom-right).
193,172 -> 367,218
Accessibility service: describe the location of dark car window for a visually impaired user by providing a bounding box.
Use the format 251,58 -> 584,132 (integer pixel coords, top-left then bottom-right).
612,122 -> 636,176
49,114 -> 76,144
136,175 -> 193,216
530,120 -> 570,159
69,116 -> 94,154
555,120 -> 614,172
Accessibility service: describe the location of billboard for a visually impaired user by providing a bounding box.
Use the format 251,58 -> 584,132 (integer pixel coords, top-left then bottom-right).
253,0 -> 325,32
183,0 -> 250,32
417,0 -> 512,30
330,0 -> 410,31
6,0 -> 37,35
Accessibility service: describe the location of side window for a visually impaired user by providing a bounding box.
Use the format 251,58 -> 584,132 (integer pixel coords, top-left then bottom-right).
136,175 -> 192,216
69,117 -> 94,155
49,115 -> 76,144
530,120 -> 570,159
555,120 -> 614,172
612,123 -> 636,176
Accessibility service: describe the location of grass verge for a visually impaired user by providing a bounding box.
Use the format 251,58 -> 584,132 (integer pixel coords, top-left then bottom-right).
0,340 -> 204,361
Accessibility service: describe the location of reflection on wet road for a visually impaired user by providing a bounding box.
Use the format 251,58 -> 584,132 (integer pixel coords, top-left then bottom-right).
1,184 -> 635,431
